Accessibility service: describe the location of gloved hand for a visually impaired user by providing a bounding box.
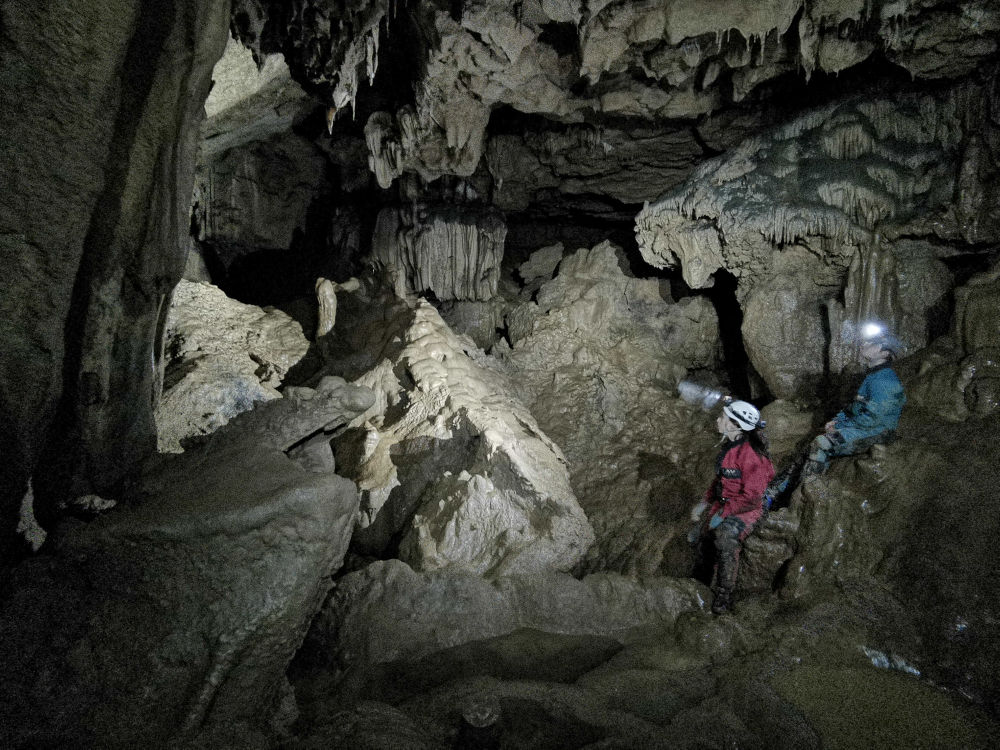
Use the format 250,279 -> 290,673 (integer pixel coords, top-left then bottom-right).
690,500 -> 708,522
709,512 -> 724,529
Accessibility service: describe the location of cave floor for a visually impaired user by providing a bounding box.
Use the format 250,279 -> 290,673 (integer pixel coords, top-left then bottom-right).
287,595 -> 999,750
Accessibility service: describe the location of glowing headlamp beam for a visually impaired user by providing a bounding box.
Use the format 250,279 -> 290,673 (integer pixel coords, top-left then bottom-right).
861,322 -> 885,340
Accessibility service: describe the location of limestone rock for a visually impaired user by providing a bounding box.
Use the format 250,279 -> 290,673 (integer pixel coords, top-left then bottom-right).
518,242 -> 564,283
156,280 -> 311,452
501,241 -> 721,574
306,558 -> 706,670
487,125 -> 703,210
773,410 -> 1000,708
759,400 -> 815,466
437,298 -> 509,352
370,205 -> 507,302
201,35 -> 314,157
636,84 -> 992,396
236,2 -> 1000,186
826,241 -> 952,376
0,391 -> 365,747
635,88 -> 973,298
907,261 -> 1000,420
740,248 -> 837,399
0,0 -> 231,542
339,301 -> 594,576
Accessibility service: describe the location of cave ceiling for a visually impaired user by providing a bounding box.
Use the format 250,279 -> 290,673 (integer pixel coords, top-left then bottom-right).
229,0 -> 1000,205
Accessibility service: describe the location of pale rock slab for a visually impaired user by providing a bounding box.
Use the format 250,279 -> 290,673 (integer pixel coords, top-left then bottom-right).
201,35 -> 313,156
340,301 -> 594,576
156,280 -> 310,452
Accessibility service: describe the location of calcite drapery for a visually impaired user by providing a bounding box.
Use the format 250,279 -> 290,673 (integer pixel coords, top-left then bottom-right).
371,205 -> 507,302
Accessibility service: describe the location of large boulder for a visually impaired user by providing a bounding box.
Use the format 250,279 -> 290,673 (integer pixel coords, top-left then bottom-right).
500,241 -> 721,575
0,377 -> 374,748
155,280 -> 310,452
336,300 -> 594,576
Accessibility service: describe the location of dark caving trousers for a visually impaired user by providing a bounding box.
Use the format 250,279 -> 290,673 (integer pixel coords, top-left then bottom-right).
694,516 -> 749,594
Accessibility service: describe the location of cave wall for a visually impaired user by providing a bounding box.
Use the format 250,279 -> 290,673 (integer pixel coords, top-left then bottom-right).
0,0 -> 231,560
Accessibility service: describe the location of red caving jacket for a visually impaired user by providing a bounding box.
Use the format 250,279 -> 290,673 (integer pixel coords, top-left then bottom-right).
704,437 -> 775,527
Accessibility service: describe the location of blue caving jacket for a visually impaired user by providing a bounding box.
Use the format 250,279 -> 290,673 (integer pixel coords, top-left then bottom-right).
833,363 -> 906,442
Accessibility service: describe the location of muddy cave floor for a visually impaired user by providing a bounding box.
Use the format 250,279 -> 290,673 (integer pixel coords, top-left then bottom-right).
285,589 -> 999,750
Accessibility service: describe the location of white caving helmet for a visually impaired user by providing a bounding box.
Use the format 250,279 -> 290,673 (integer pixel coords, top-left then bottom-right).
723,400 -> 762,431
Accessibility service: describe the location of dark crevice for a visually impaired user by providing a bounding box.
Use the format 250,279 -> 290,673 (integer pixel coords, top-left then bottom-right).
704,269 -> 766,402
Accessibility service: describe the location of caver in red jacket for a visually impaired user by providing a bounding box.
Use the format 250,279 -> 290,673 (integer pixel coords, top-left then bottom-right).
704,437 -> 775,538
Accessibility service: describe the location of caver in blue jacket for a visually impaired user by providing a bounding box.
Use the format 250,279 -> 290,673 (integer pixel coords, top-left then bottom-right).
808,363 -> 906,472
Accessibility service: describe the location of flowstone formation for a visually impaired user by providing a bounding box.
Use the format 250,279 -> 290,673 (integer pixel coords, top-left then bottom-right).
156,280 -> 310,452
371,205 -> 507,301
636,79 -> 998,397
332,299 -> 594,576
